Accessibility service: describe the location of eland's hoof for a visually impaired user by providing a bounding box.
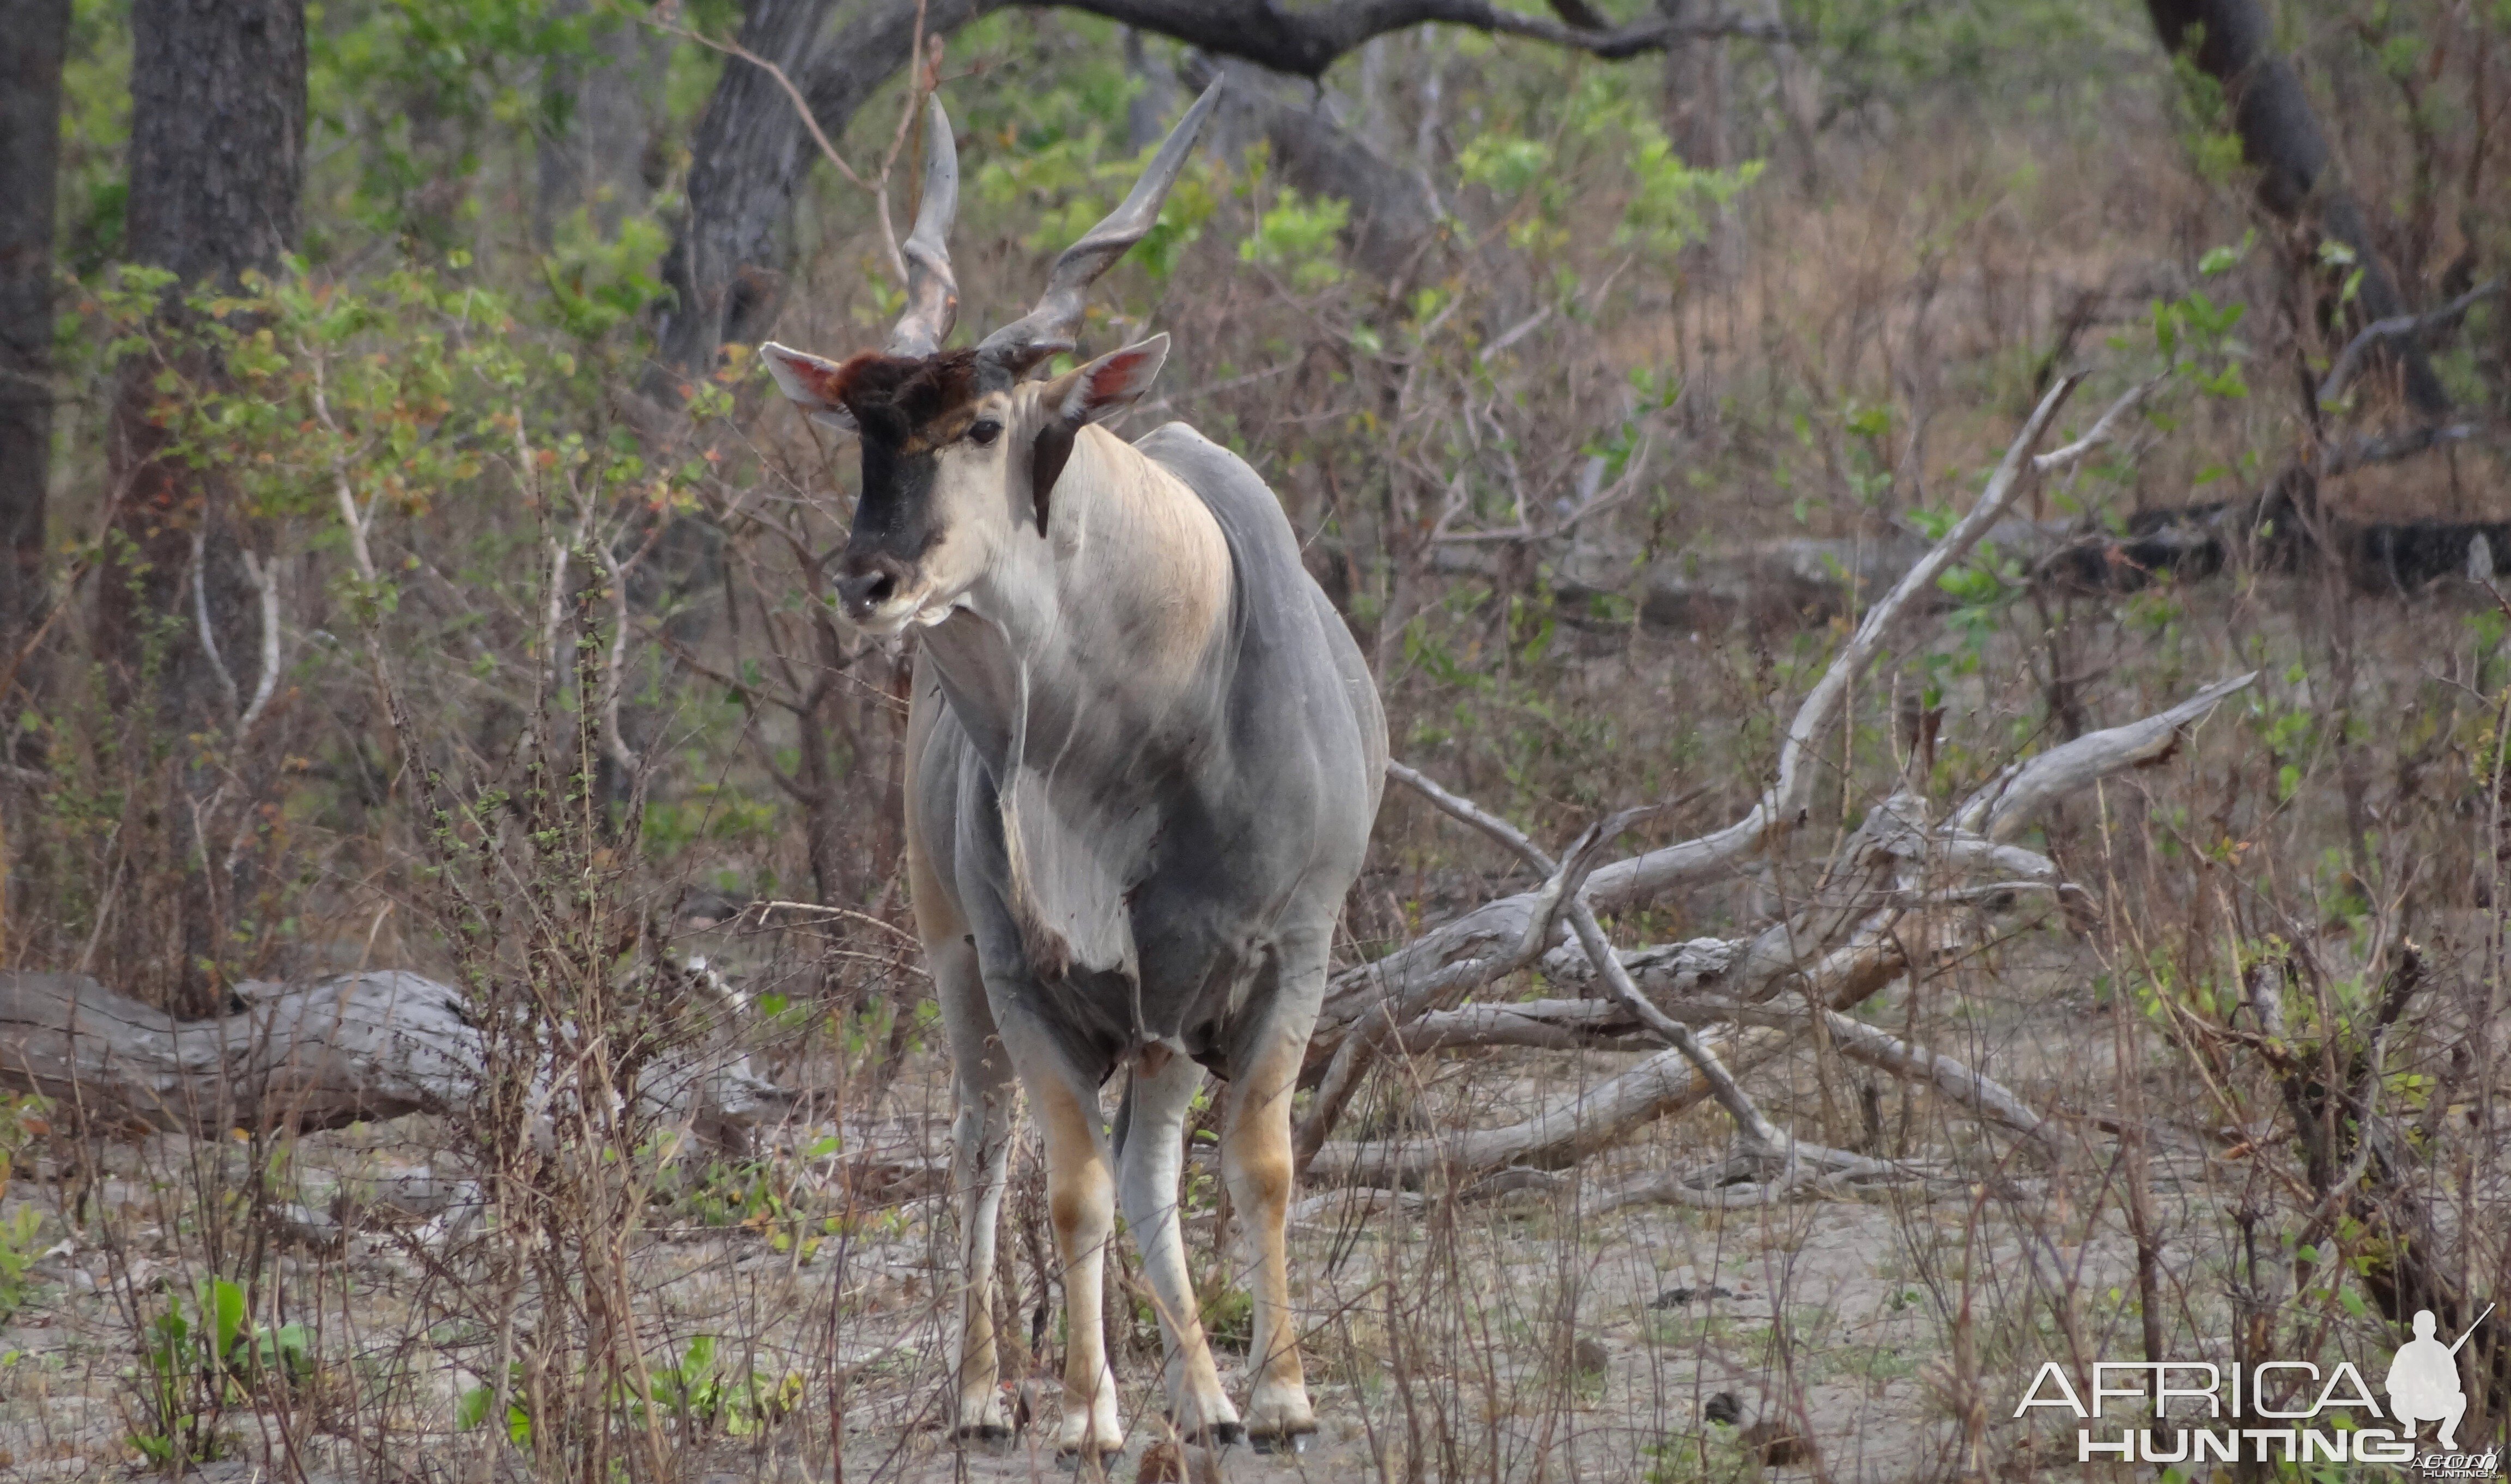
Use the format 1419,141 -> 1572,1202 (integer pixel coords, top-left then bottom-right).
1188,1419 -> 1246,1448
1244,1388 -> 1317,1455
951,1421 -> 1013,1449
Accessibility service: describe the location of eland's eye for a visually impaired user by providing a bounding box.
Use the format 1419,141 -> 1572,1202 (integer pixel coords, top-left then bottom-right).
968,419 -> 1003,447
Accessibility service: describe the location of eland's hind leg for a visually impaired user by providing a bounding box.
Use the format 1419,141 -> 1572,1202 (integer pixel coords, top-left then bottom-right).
933,932 -> 1017,1440
1115,1050 -> 1242,1445
1222,948 -> 1327,1447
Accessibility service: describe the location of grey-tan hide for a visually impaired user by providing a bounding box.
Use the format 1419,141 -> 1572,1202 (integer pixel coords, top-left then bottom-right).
912,418 -> 1386,1088
908,415 -> 1385,1452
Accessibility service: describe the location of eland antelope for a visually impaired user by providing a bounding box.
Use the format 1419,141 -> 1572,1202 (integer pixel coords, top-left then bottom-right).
761,81 -> 1386,1455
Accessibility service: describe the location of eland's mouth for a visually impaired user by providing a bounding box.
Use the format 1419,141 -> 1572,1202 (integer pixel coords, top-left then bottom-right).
847,577 -> 963,636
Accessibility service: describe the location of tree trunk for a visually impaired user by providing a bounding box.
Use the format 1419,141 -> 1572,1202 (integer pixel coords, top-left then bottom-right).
120,0 -> 305,287
652,0 -> 836,385
1122,27 -> 1175,151
651,0 -> 1002,386
102,0 -> 308,709
0,0 -> 68,673
95,0 -> 305,1015
2144,0 -> 2451,416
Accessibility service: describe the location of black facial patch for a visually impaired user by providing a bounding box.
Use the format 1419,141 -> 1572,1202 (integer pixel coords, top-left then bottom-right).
827,348 -> 988,566
850,438 -> 943,564
1029,417 -> 1079,538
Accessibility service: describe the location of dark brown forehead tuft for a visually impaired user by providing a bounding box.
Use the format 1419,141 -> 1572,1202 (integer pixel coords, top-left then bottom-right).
829,348 -> 984,449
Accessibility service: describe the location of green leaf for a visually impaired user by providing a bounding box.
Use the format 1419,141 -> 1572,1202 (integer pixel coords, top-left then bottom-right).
208,1278 -> 246,1360
457,1384 -> 495,1432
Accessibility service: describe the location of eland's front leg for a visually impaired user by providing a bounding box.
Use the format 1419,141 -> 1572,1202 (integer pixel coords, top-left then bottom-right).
935,935 -> 1016,1441
1115,1050 -> 1242,1445
1027,1058 -> 1126,1457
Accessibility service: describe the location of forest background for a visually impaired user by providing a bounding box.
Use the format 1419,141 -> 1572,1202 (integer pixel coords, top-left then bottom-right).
0,0 -> 2508,1479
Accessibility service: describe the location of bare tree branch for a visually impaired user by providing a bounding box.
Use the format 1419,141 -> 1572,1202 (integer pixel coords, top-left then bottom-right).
1044,0 -> 1792,78
1304,1027 -> 1784,1187
235,546 -> 281,736
1318,375 -> 2087,1044
2317,280 -> 2502,407
1388,995 -> 2054,1152
1952,671 -> 2257,837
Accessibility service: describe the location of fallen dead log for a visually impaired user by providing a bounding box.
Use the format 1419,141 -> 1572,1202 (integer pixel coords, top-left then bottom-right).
0,969 -> 789,1148
2030,465 -> 2508,599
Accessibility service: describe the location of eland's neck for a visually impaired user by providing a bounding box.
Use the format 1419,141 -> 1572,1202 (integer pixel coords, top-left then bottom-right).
919,424 -> 1233,780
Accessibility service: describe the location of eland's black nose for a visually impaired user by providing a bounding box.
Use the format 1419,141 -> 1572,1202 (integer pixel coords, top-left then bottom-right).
836,553 -> 912,620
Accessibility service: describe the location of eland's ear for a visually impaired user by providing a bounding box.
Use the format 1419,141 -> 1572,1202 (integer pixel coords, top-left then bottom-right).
1050,334 -> 1169,427
1028,334 -> 1170,538
760,342 -> 860,434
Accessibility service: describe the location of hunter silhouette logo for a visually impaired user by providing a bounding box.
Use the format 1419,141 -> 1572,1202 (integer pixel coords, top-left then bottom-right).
2389,1305 -> 2489,1452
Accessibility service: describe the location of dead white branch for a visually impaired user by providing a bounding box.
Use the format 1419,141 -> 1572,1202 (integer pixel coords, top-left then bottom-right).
1320,375 -> 2087,1043
1303,527 -> 2252,1187
1302,1027 -> 1791,1188
1388,995 -> 2051,1150
1294,781 -> 1656,1166
1568,885 -> 1902,1183
191,527 -> 242,715
236,548 -> 282,735
2029,375 -> 2162,473
1951,671 -> 2258,837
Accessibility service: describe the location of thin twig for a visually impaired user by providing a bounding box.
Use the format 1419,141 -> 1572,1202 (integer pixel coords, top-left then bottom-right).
738,899 -> 922,945
2318,281 -> 2502,405
306,350 -> 379,586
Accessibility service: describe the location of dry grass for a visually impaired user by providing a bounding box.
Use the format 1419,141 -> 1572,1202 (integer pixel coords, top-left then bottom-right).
4,5 -> 2508,1480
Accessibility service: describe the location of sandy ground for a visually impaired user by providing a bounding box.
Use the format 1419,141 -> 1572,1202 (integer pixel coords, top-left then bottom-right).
0,938 -> 2251,1483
